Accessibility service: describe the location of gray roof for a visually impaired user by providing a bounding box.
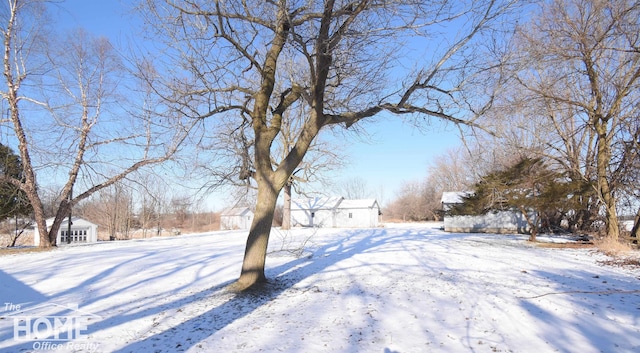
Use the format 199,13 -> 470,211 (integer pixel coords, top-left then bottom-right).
291,197 -> 344,211
292,197 -> 379,210
220,207 -> 252,216
338,199 -> 379,209
44,216 -> 97,228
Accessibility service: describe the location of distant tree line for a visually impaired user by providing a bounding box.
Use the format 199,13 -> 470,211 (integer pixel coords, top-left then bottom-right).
385,0 -> 639,243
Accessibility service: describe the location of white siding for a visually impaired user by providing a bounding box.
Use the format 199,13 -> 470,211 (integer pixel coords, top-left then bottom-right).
291,197 -> 379,228
313,209 -> 336,228
335,199 -> 379,228
220,207 -> 254,230
291,208 -> 336,227
444,211 -> 531,234
291,197 -> 343,227
335,207 -> 377,228
34,217 -> 98,246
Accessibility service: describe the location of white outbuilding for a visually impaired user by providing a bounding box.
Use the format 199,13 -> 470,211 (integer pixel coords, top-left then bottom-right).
220,207 -> 254,230
441,191 -> 532,234
291,196 -> 380,228
34,217 -> 99,246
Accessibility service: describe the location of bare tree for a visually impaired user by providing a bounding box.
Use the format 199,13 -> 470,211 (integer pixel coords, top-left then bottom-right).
79,181 -> 135,240
193,83 -> 346,230
140,0 -> 522,290
334,177 -> 372,199
613,115 -> 640,239
170,195 -> 192,229
507,0 -> 640,240
0,1 -> 194,247
427,146 -> 481,192
386,180 -> 428,221
279,114 -> 346,230
130,172 -> 173,237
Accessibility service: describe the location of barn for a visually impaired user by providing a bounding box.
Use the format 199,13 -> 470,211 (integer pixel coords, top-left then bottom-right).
34,217 -> 99,246
441,191 -> 531,234
291,196 -> 380,228
220,207 -> 254,230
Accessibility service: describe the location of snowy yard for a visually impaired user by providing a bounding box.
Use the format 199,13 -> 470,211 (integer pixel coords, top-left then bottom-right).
0,223 -> 639,353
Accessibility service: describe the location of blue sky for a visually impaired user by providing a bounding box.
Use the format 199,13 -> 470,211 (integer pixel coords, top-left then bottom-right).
54,1 -> 463,209
329,116 -> 461,203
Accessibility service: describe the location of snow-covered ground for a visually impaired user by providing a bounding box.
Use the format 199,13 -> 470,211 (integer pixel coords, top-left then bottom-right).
0,223 -> 638,353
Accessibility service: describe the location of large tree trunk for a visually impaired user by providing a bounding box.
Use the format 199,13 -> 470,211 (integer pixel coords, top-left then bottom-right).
235,179 -> 280,290
3,2 -> 52,248
10,104 -> 51,247
282,182 -> 292,230
602,192 -> 620,239
630,206 -> 639,243
32,201 -> 51,247
595,122 -> 620,240
46,204 -> 73,247
232,2 -> 296,290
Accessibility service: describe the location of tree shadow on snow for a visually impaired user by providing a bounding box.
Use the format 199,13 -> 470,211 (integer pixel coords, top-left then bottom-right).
0,228 -> 460,352
0,234 -> 238,352
105,227 -> 445,353
518,268 -> 640,352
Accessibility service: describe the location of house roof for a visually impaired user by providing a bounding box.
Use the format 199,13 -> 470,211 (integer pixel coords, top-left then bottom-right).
43,216 -> 97,228
337,199 -> 379,209
220,207 -> 252,216
292,197 -> 343,211
441,191 -> 472,204
292,197 -> 379,210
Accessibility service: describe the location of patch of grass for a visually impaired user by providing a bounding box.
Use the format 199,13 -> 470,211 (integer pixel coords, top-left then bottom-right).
534,242 -> 595,249
594,236 -> 634,257
590,235 -> 640,269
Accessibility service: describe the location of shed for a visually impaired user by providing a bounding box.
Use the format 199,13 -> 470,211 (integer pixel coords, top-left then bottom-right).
34,217 -> 98,246
291,197 -> 380,228
220,207 -> 254,230
441,191 -> 532,234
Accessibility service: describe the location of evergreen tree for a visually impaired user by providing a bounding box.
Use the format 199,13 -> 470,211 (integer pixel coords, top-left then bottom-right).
448,157 -> 594,241
0,144 -> 32,221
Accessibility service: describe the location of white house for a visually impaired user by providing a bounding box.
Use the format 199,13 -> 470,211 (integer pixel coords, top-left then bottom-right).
220,207 -> 254,230
441,191 -> 531,234
291,197 -> 342,228
291,197 -> 380,228
34,217 -> 98,246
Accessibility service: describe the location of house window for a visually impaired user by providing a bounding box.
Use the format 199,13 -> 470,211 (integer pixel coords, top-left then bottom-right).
349,213 -> 353,218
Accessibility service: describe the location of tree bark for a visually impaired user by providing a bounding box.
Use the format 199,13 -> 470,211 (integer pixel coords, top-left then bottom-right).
282,182 -> 292,230
2,1 -> 50,247
235,176 -> 280,290
594,121 -> 620,240
630,206 -> 639,243
519,206 -> 538,242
